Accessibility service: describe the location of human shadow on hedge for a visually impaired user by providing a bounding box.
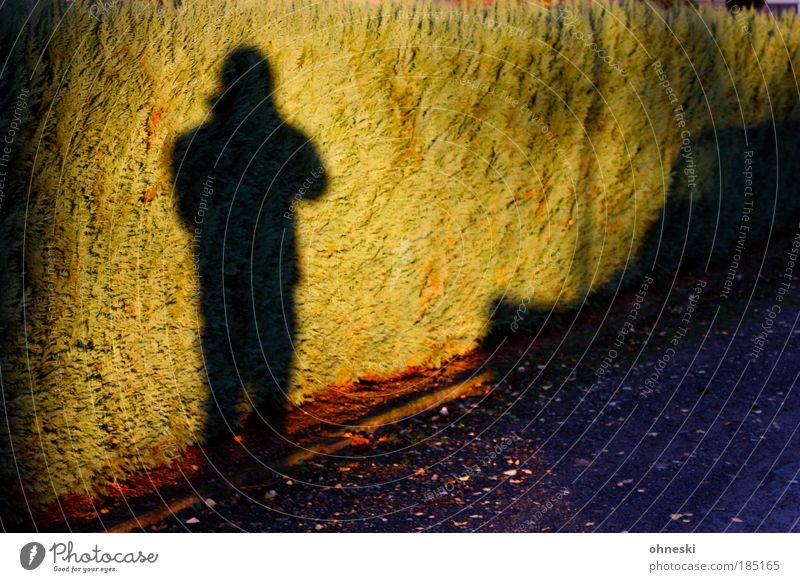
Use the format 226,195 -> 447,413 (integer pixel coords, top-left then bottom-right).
173,47 -> 326,438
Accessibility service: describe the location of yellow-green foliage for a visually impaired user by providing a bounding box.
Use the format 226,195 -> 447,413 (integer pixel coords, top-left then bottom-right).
1,0 -> 799,512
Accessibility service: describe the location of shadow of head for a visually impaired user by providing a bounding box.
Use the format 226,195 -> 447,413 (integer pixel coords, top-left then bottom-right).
210,46 -> 274,117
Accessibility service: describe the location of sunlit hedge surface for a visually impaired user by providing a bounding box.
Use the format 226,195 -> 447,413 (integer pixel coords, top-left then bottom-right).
1,0 -> 799,513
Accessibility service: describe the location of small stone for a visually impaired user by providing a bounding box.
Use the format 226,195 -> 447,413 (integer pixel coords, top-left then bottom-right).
186,517 -> 200,524
439,407 -> 449,416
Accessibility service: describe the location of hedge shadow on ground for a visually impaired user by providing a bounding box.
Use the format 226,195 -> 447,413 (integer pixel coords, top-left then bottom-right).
482,118 -> 800,352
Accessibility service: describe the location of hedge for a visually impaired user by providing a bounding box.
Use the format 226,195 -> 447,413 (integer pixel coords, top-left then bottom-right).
1,0 -> 799,517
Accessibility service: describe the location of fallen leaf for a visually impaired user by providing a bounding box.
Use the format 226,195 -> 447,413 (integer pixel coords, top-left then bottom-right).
350,436 -> 371,448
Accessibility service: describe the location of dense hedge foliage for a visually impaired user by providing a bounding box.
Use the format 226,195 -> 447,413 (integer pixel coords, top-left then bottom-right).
1,0 -> 799,515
